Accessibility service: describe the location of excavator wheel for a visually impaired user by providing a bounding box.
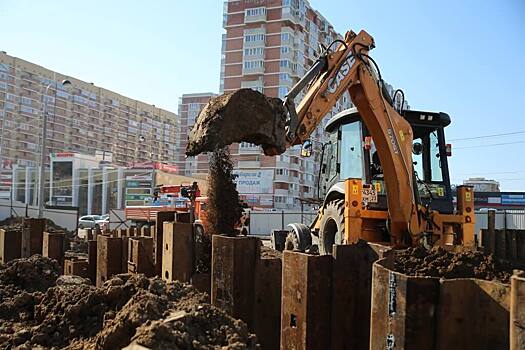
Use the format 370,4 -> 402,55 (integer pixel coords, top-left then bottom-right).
285,223 -> 312,252
318,199 -> 345,255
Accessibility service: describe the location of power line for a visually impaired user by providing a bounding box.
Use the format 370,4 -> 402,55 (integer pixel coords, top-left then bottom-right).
454,140 -> 525,149
449,130 -> 525,141
456,170 -> 525,175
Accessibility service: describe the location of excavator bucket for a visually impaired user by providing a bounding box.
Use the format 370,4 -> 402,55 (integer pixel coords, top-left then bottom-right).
185,89 -> 288,156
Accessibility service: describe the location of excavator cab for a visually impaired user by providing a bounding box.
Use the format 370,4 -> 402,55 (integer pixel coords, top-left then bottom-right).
318,108 -> 454,214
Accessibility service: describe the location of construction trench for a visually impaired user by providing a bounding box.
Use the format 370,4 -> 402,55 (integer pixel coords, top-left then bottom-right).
0,89 -> 523,349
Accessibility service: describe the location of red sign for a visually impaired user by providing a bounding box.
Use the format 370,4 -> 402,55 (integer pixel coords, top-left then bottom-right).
53,152 -> 75,158
155,163 -> 178,174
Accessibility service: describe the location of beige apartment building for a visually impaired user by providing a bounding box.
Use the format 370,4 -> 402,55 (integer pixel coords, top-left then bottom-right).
217,0 -> 352,209
0,51 -> 178,169
175,93 -> 217,176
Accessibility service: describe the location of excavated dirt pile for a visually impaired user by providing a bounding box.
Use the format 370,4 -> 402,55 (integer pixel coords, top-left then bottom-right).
393,246 -> 515,283
186,89 -> 288,157
130,303 -> 258,349
260,245 -> 282,259
0,217 -> 70,234
0,257 -> 258,349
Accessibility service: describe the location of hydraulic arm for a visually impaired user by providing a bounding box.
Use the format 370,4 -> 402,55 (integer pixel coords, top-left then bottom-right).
280,30 -> 420,244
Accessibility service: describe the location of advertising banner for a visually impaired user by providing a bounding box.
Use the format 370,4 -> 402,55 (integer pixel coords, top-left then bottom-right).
501,194 -> 525,206
234,169 -> 274,194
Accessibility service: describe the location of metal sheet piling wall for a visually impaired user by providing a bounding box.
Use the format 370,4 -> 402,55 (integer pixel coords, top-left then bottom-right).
162,222 -> 194,282
331,243 -> 391,350
211,235 -> 258,326
0,228 -> 21,263
280,251 -> 332,350
370,257 -> 512,350
511,271 -> 525,350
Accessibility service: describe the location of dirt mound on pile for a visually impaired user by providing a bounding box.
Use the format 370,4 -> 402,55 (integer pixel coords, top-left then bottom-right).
130,303 -> 258,349
0,217 -> 70,233
0,259 -> 258,349
186,89 -> 287,157
0,255 -> 59,293
260,245 -> 282,259
393,247 -> 515,283
0,255 -> 59,324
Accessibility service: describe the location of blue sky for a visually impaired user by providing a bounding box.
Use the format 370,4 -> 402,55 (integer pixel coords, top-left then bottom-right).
1,0 -> 524,190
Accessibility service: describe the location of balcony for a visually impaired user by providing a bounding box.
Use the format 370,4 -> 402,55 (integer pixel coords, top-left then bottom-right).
289,189 -> 300,197
238,145 -> 261,154
237,160 -> 260,168
242,65 -> 265,75
289,162 -> 300,171
274,174 -> 292,183
274,189 -> 288,197
245,12 -> 266,23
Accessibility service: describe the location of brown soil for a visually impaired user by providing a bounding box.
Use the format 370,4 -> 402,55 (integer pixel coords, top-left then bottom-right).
204,147 -> 242,237
130,303 -> 259,349
186,89 -> 287,157
393,246 -> 515,283
0,217 -> 70,233
0,257 -> 258,349
260,245 -> 282,259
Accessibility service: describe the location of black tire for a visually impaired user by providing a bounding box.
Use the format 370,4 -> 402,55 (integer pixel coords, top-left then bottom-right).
318,199 -> 345,255
284,224 -> 312,252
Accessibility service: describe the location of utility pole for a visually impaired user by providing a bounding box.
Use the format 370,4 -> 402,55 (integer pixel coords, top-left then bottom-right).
37,79 -> 70,218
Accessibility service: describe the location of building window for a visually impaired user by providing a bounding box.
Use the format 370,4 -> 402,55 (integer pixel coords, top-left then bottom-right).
278,86 -> 289,99
244,60 -> 264,69
244,47 -> 264,56
73,95 -> 86,104
280,46 -> 291,55
20,105 -> 33,114
279,60 -> 290,68
5,102 -> 15,110
246,7 -> 266,17
0,82 -> 6,90
56,90 -> 69,99
279,73 -> 292,81
21,97 -> 32,105
6,93 -> 15,102
244,34 -> 265,43
188,103 -> 200,110
281,32 -> 291,42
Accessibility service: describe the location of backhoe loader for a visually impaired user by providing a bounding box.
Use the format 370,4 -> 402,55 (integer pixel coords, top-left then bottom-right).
187,29 -> 475,253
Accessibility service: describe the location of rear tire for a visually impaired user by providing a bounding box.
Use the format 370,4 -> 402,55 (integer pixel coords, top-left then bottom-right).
318,199 -> 345,255
284,223 -> 312,252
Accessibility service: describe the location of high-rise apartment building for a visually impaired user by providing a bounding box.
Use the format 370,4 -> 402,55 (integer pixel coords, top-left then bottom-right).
176,93 -> 217,176
219,0 -> 352,208
0,52 -> 178,169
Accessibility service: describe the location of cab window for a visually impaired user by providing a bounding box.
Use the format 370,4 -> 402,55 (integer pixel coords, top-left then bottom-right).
430,131 -> 443,182
327,131 -> 339,181
340,121 -> 364,180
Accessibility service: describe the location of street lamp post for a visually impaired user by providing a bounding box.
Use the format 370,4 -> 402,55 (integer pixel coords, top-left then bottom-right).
0,78 -> 9,178
37,79 -> 71,218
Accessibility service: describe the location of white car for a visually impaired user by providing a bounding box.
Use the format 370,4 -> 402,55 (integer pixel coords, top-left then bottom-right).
78,215 -> 108,230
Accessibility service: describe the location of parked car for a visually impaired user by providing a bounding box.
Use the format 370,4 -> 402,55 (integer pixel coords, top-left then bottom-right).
78,215 -> 109,230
